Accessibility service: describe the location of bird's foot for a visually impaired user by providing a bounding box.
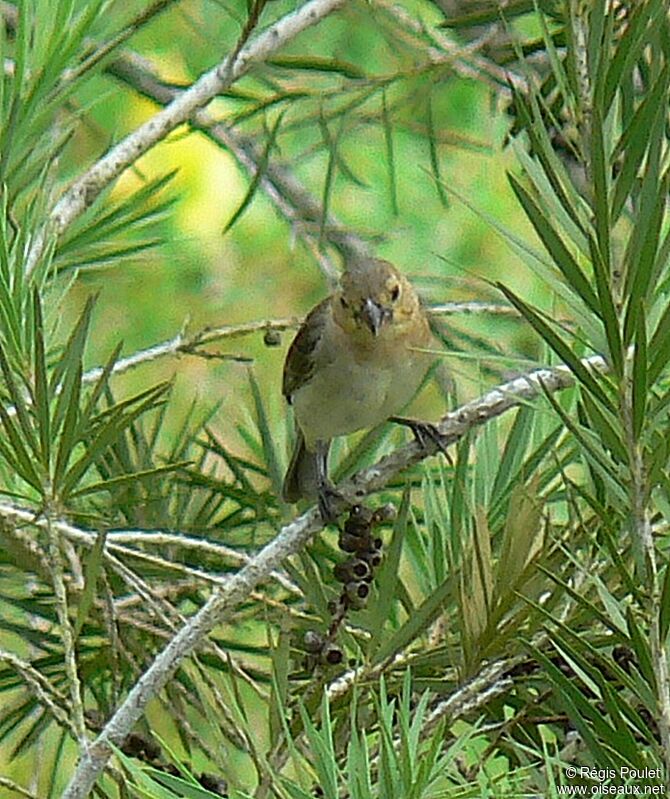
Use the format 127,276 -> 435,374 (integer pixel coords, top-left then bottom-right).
318,482 -> 346,524
390,416 -> 452,463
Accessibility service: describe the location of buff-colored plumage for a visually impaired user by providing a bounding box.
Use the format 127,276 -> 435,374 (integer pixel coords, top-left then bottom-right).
282,258 -> 433,509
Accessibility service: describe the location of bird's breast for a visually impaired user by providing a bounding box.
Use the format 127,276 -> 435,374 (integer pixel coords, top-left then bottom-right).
291,324 -> 428,447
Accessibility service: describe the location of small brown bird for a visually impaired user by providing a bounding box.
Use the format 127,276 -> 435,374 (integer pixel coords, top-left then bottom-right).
282,257 -> 434,519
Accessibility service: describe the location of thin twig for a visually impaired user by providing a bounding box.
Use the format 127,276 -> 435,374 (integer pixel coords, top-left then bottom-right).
104,529 -> 301,595
423,657 -> 517,736
77,303 -> 516,385
61,0 -> 180,87
0,500 -> 302,599
429,301 -> 520,316
372,0 -> 528,96
0,302 -> 520,425
0,776 -> 41,799
43,510 -> 88,748
81,317 -> 300,384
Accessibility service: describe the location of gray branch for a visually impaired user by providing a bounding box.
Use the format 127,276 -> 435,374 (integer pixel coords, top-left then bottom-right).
76,303 -> 514,385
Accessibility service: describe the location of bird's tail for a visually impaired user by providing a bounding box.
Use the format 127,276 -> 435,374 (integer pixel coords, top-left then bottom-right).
282,430 -> 320,503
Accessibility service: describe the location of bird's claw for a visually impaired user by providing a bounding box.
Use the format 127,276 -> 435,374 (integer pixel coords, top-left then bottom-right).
318,482 -> 345,524
390,416 -> 452,462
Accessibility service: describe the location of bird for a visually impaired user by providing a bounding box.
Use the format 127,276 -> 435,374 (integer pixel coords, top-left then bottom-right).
282,257 -> 435,520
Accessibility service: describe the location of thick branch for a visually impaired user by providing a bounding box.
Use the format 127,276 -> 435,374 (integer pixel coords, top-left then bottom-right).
57,354 -> 605,797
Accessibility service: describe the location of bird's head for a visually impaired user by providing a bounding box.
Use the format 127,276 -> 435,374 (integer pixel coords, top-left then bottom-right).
334,258 -> 421,339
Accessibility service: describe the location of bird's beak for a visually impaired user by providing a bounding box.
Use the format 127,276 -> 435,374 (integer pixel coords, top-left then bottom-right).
360,298 -> 390,336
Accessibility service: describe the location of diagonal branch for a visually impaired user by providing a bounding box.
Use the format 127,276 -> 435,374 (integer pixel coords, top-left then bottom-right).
349,354 -> 607,496
57,353 -> 606,798
24,0 -> 349,277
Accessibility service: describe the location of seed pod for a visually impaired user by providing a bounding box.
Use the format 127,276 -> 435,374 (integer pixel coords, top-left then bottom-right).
345,580 -> 370,608
334,558 -> 371,583
263,329 -> 282,347
333,561 -> 352,583
322,643 -> 344,665
373,503 -> 397,524
350,559 -> 371,580
344,504 -> 374,536
338,532 -> 368,553
361,549 -> 382,569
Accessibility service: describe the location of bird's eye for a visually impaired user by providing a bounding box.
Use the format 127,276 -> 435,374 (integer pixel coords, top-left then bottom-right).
390,285 -> 400,302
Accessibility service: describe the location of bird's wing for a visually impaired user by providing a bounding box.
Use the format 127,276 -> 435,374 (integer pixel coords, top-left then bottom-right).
282,297 -> 331,402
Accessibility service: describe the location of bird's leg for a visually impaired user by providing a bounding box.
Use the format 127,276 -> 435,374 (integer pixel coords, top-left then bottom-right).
389,416 -> 453,463
315,440 -> 344,523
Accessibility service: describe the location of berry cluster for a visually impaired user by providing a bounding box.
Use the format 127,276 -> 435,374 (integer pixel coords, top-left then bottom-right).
302,503 -> 395,669
333,504 -> 388,609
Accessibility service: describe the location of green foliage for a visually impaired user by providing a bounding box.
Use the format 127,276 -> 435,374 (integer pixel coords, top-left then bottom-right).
1,0 -> 670,797
0,290 -> 173,504
0,0 -> 107,208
